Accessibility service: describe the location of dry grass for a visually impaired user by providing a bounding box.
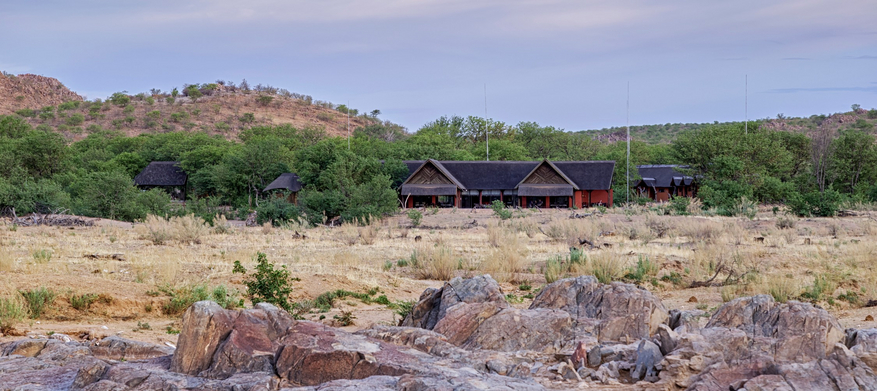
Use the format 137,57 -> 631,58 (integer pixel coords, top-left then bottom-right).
172,214 -> 209,244
213,214 -> 233,234
337,224 -> 359,246
412,243 -> 457,281
543,218 -> 599,247
481,229 -> 528,283
359,224 -> 380,245
679,218 -> 722,243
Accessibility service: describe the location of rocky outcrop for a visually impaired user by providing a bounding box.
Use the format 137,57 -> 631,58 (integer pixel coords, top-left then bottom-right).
401,275 -> 508,330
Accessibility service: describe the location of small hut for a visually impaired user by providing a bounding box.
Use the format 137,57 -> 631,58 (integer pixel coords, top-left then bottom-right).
264,173 -> 303,204
134,161 -> 188,200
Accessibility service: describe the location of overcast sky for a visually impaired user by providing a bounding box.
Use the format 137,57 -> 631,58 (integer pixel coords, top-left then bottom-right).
2,1 -> 876,132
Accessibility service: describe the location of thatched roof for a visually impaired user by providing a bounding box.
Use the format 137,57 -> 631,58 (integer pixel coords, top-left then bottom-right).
134,161 -> 187,187
552,161 -> 616,190
264,173 -> 302,193
636,165 -> 693,188
400,160 -> 615,193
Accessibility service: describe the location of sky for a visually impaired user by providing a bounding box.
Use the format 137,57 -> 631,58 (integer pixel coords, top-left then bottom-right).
1,0 -> 876,132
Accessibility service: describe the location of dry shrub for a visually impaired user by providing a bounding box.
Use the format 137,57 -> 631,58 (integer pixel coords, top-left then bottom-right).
486,222 -> 503,247
583,252 -> 625,284
646,215 -> 674,239
142,215 -> 173,245
780,229 -> 798,246
261,221 -> 273,235
359,224 -> 379,245
763,275 -> 799,303
336,224 -> 359,246
398,225 -> 409,239
512,217 -> 538,238
481,230 -> 528,283
0,247 -> 15,272
0,289 -> 28,334
679,219 -> 722,243
213,214 -> 234,234
722,220 -> 749,245
544,218 -> 598,247
687,198 -> 703,215
775,216 -> 796,230
171,214 -> 209,244
412,244 -> 457,281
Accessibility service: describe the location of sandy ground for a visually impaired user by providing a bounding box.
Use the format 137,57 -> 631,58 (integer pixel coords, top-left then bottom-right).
2,206 -> 877,346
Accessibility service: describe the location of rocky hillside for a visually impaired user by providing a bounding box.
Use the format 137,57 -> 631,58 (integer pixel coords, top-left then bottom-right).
5,275 -> 877,390
582,107 -> 877,144
0,73 -> 397,141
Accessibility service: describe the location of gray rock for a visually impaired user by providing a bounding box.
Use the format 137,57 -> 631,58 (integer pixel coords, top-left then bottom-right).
630,339 -> 662,381
89,336 -> 174,361
402,275 -> 508,330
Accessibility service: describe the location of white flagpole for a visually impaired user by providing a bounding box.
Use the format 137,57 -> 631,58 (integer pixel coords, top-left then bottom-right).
484,83 -> 489,161
626,82 -> 630,205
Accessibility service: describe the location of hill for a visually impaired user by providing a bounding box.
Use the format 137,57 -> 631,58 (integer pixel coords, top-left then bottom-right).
0,72 -> 398,141
580,107 -> 877,144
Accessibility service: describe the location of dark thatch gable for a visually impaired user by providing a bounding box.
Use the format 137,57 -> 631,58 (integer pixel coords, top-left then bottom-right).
439,161 -> 540,190
264,173 -> 303,193
552,161 -> 616,190
636,165 -> 693,188
134,161 -> 187,187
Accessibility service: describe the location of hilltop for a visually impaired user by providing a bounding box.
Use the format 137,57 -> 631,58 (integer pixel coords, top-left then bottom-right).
0,72 -> 399,141
580,106 -> 877,144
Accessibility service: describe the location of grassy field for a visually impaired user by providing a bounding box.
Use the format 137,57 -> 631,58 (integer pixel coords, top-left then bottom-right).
1,206 -> 877,346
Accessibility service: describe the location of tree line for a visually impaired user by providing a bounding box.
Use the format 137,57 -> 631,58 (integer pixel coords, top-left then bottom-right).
0,108 -> 875,224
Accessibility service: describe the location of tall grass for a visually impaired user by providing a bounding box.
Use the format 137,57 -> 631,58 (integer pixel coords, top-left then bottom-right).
412,244 -> 457,281
19,287 -> 56,319
0,293 -> 28,333
481,229 -> 528,283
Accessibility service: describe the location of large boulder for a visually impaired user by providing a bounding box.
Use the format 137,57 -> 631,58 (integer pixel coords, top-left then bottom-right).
706,295 -> 844,362
402,275 -> 508,330
170,301 -> 240,376
847,328 -> 877,372
90,336 -> 174,361
459,308 -> 573,353
530,276 -> 669,342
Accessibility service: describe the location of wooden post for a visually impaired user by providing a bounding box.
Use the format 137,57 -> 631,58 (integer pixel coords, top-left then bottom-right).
407,197 -> 413,208
568,196 -> 572,208
479,191 -> 483,206
432,195 -> 436,205
545,196 -> 550,209
522,196 -> 527,208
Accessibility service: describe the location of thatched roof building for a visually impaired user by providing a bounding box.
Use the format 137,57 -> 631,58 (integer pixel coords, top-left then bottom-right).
634,165 -> 696,202
400,159 -> 615,208
134,161 -> 187,200
264,173 -> 303,204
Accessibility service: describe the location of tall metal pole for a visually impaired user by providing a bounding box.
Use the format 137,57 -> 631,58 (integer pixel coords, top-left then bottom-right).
626,82 -> 630,205
484,84 -> 489,161
745,75 -> 748,135
347,100 -> 350,149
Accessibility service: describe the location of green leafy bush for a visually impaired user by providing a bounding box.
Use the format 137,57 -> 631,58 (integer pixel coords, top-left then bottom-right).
788,190 -> 842,217
256,195 -> 302,227
109,92 -> 130,107
490,200 -> 513,220
233,252 -> 293,311
407,209 -> 422,227
66,113 -> 85,126
19,287 -> 56,318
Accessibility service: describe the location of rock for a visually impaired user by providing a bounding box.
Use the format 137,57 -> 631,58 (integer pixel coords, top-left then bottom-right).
459,308 -> 573,353
402,275 -> 508,330
707,295 -> 844,362
170,300 -> 240,375
742,374 -> 794,391
655,324 -> 678,356
0,365 -> 79,391
202,304 -> 295,379
89,336 -> 174,361
630,339 -> 662,381
433,302 -> 505,345
1,338 -> 48,357
530,276 -> 669,342
669,308 -> 708,332
587,345 -> 602,368
281,375 -> 399,390
847,328 -> 877,371
570,341 -> 588,368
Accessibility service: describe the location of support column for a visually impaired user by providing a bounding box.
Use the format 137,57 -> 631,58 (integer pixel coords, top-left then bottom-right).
432,195 -> 436,205
522,196 -> 527,208
545,196 -> 550,209
479,191 -> 483,206
568,196 -> 572,208
407,197 -> 413,208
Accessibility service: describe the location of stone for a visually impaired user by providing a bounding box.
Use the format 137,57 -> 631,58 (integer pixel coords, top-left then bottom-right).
89,336 -> 174,361
707,295 -> 845,362
402,275 -> 508,330
1,338 -> 48,357
630,339 -> 662,381
570,341 -> 588,368
669,308 -> 708,332
201,304 -> 294,379
170,300 -> 240,376
847,328 -> 877,371
655,324 -> 678,356
432,302 -> 505,346
460,308 -> 573,353
530,276 -> 669,342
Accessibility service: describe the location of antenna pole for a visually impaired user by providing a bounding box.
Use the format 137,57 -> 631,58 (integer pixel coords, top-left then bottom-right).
347,100 -> 350,149
745,75 -> 748,135
484,83 -> 489,161
626,82 -> 630,205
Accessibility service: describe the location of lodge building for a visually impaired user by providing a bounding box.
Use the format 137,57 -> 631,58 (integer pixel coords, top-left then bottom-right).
633,165 -> 696,202
400,159 -> 615,208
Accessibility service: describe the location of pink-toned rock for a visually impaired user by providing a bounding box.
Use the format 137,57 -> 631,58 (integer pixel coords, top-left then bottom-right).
170,301 -> 239,376
433,302 -> 505,345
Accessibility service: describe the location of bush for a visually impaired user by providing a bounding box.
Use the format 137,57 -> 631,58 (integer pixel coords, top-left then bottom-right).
233,252 -> 294,312
171,214 -> 209,244
788,189 -> 843,217
490,200 -> 513,220
239,113 -> 255,124
143,215 -> 173,244
411,244 -> 457,281
407,209 -> 422,227
69,293 -> 99,311
19,287 -> 56,319
257,95 -> 274,106
0,294 -> 28,333
256,195 -> 302,227
161,284 -> 238,315
15,108 -> 36,118
109,92 -> 130,107
668,196 -> 690,215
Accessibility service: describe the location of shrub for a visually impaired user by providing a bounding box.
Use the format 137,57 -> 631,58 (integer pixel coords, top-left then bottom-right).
19,288 -> 56,319
213,214 -> 233,234
590,252 -> 623,284
255,195 -> 302,227
767,277 -> 799,303
109,92 -> 130,106
233,252 -> 294,312
0,294 -> 28,333
412,244 -> 457,281
239,113 -> 256,124
170,214 -> 209,244
788,190 -> 843,217
490,200 -> 513,220
170,111 -> 189,123
669,196 -> 690,215
544,256 -> 565,284
623,255 -> 658,284
359,224 -> 379,245
407,209 -> 422,227
32,249 -> 52,263
69,293 -> 99,311
15,108 -> 36,117
161,284 -> 238,315
776,216 -> 796,229
257,95 -> 274,106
